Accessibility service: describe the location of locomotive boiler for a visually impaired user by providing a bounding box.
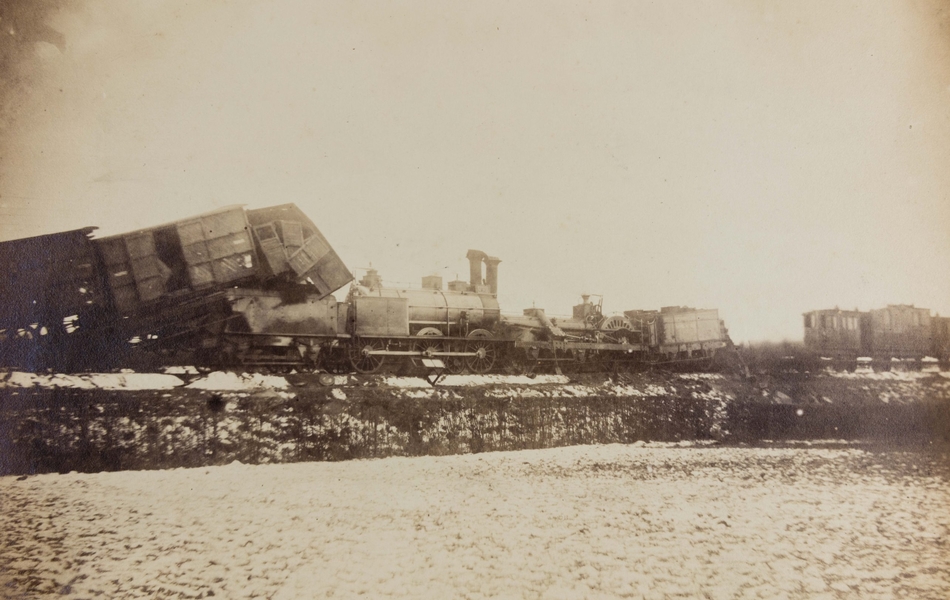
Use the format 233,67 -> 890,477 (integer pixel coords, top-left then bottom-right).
340,251 -> 503,374
347,250 -> 501,338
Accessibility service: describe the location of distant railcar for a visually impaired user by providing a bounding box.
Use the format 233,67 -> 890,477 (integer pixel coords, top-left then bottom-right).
803,304 -> 946,367
802,308 -> 865,359
930,315 -> 950,363
867,305 -> 931,359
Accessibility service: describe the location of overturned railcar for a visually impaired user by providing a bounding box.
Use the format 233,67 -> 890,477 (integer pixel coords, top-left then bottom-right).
0,204 -> 354,370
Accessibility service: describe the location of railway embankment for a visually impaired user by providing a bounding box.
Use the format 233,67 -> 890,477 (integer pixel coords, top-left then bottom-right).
1,369 -> 948,475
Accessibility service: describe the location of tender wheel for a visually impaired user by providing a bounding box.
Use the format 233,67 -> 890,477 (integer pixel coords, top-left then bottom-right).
466,329 -> 496,374
348,338 -> 387,373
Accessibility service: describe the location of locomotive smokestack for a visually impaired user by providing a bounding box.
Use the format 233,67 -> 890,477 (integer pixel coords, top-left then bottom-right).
484,256 -> 501,295
466,249 -> 487,290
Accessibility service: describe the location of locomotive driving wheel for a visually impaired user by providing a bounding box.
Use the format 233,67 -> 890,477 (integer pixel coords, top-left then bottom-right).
348,338 -> 387,373
321,346 -> 351,374
465,329 -> 496,374
443,339 -> 467,374
413,327 -> 444,358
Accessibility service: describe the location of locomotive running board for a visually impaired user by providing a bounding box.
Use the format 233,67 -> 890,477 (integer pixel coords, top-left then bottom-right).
514,341 -> 649,352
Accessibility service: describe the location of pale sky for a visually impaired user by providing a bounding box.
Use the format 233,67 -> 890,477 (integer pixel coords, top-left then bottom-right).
1,0 -> 948,343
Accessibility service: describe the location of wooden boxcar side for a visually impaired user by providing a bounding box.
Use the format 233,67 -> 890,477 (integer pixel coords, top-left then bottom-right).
93,206 -> 258,315
867,305 -> 931,359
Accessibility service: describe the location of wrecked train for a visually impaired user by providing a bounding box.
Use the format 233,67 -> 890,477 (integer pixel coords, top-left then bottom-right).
0,204 -> 734,374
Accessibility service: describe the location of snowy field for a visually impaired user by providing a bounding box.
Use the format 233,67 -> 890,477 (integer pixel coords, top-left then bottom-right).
2,444 -> 948,599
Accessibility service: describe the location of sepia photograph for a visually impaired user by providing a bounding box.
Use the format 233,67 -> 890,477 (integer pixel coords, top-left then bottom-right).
1,1 -> 948,598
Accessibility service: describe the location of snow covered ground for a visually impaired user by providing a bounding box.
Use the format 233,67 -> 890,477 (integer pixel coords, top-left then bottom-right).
2,444 -> 947,599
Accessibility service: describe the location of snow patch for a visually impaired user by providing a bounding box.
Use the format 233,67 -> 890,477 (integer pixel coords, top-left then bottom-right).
163,366 -> 200,375
186,371 -> 289,390
827,370 -> 937,381
0,372 -> 184,390
382,374 -> 570,388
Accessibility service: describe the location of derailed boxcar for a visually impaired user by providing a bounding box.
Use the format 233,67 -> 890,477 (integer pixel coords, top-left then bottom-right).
189,204 -> 354,367
0,203 -> 354,370
0,227 -> 108,368
94,206 -> 259,314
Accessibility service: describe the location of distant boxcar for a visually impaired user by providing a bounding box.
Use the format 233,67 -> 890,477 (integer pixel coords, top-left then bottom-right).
803,304 -> 944,364
867,305 -> 931,359
930,315 -> 950,362
802,308 -> 865,359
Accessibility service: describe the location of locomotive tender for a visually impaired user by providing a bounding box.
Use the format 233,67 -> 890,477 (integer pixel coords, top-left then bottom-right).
0,203 -> 733,374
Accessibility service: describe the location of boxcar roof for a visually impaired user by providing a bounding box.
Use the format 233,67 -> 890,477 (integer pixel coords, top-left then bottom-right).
92,205 -> 247,240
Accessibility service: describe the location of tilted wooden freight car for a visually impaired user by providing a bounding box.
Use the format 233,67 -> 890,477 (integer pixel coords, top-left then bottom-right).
0,204 -> 353,370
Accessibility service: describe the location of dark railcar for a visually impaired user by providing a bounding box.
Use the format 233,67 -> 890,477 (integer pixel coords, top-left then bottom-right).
0,204 -> 355,370
803,305 -> 945,366
933,315 -> 950,362
866,305 -> 932,359
802,308 -> 865,358
0,227 -> 109,368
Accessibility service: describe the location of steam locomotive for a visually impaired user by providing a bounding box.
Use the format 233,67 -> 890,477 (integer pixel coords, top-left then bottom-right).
0,203 -> 734,374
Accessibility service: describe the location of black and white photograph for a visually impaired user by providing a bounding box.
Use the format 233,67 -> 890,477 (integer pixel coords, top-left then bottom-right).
1,1 -> 948,598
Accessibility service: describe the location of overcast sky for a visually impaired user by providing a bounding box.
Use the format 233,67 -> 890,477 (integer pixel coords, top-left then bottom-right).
1,1 -> 948,343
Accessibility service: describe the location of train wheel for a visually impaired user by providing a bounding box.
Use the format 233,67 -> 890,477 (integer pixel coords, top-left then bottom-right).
413,328 -> 444,358
348,338 -> 386,373
318,344 -> 349,374
466,329 -> 496,374
505,353 -> 528,375
553,348 -> 577,374
444,340 -> 467,374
